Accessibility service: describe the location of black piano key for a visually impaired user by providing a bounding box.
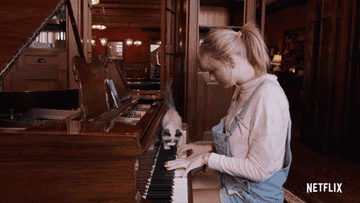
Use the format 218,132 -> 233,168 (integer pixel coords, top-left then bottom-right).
145,144 -> 178,201
136,144 -> 160,196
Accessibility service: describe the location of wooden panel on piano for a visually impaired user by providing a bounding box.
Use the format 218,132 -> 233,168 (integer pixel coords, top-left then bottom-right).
0,125 -> 141,203
72,56 -> 111,120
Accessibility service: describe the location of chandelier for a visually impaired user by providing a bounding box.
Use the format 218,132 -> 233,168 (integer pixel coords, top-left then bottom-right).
92,25 -> 107,30
92,0 -> 99,5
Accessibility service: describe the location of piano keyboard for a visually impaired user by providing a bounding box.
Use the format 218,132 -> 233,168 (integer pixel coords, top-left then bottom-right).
137,123 -> 189,203
115,103 -> 152,124
143,144 -> 188,203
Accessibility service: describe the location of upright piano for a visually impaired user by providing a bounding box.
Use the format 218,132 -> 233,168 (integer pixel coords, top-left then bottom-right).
0,0 -> 192,202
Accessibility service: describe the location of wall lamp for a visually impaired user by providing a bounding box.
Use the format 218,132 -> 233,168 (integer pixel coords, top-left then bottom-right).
100,38 -> 108,46
126,39 -> 133,46
126,39 -> 142,46
134,40 -> 142,46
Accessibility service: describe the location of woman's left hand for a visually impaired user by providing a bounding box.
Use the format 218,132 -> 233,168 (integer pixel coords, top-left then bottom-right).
165,152 -> 211,178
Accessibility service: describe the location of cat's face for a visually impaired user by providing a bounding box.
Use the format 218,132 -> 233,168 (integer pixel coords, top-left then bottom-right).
162,124 -> 182,148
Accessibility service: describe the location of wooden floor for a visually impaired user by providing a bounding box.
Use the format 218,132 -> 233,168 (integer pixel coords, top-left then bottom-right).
192,169 -> 221,203
191,110 -> 360,203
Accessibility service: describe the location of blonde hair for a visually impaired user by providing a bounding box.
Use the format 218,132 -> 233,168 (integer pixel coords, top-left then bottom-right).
199,21 -> 270,76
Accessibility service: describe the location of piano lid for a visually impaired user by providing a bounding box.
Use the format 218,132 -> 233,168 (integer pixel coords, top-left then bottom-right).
0,0 -> 66,80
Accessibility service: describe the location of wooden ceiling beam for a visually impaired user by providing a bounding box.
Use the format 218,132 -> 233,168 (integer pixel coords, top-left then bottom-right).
92,15 -> 161,27
92,16 -> 161,21
92,8 -> 161,18
98,0 -> 160,4
92,3 -> 161,10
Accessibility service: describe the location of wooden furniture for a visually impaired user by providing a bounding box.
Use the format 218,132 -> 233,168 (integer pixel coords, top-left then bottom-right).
2,49 -> 68,92
282,27 -> 306,62
0,0 -> 192,202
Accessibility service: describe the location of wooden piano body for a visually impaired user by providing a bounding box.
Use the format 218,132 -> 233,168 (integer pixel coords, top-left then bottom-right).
0,0 -> 192,202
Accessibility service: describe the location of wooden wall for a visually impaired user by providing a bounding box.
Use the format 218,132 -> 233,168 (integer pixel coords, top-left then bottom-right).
197,72 -> 232,140
301,0 -> 360,163
264,3 -> 308,55
91,27 -> 160,63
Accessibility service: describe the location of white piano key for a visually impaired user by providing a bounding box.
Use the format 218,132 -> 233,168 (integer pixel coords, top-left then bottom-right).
171,126 -> 188,202
171,177 -> 188,203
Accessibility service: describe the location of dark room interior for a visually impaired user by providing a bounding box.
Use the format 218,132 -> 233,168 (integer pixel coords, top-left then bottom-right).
0,0 -> 359,202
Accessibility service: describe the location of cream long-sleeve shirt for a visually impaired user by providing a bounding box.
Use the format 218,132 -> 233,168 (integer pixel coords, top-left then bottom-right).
208,74 -> 291,182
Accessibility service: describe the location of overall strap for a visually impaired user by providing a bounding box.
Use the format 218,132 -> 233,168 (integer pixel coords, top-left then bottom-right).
226,80 -> 266,135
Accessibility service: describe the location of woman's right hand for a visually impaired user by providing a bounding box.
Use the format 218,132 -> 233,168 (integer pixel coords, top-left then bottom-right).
177,143 -> 214,158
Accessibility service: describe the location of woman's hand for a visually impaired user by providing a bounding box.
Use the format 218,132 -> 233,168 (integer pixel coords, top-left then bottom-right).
165,152 -> 211,178
177,143 -> 214,158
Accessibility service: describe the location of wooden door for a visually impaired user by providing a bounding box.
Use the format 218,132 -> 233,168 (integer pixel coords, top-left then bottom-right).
186,0 -> 256,141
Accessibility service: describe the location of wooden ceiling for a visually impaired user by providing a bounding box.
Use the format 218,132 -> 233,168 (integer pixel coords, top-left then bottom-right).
92,0 -> 162,28
91,0 -> 299,28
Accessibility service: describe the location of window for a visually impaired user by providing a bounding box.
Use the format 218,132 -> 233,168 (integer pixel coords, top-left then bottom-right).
116,42 -> 123,57
107,41 -> 124,60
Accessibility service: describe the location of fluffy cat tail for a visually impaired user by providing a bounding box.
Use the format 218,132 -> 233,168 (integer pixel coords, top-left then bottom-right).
165,79 -> 176,110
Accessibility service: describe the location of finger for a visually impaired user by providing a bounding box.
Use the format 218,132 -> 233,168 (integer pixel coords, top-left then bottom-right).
164,161 -> 177,168
166,158 -> 185,165
178,143 -> 191,151
178,145 -> 191,158
177,144 -> 188,155
182,168 -> 189,178
166,164 -> 186,171
165,160 -> 186,170
167,158 -> 190,170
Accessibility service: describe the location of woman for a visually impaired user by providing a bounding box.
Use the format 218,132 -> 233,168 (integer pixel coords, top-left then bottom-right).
165,21 -> 292,202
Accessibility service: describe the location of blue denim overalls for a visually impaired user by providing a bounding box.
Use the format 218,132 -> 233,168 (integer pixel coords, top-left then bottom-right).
212,80 -> 292,202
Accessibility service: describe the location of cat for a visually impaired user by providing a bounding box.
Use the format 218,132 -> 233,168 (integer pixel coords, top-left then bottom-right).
161,80 -> 184,150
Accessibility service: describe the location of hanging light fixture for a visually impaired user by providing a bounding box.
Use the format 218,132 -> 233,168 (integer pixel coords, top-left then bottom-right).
92,24 -> 107,30
92,0 -> 99,5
